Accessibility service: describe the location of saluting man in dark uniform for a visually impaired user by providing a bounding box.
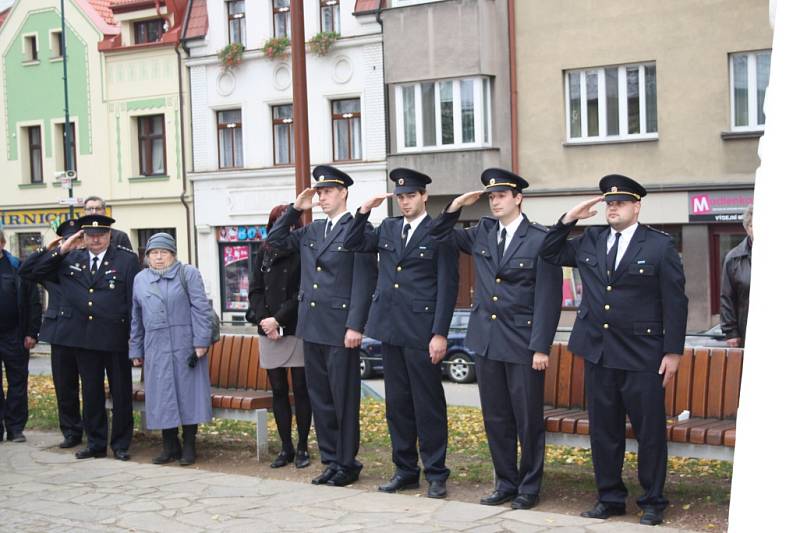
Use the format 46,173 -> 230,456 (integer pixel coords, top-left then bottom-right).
343,168 -> 459,499
19,219 -> 84,449
430,168 -> 563,510
540,175 -> 688,526
266,165 -> 377,487
19,214 -> 140,461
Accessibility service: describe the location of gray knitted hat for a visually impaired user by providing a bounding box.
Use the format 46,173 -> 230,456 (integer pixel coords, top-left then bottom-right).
145,232 -> 177,254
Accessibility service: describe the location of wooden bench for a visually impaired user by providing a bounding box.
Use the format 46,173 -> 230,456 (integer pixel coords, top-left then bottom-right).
542,342 -> 743,461
128,334 -> 284,462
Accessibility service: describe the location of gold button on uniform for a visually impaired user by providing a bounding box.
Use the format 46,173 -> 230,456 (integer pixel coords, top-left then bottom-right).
639,268 -> 645,274
646,328 -> 652,334
394,283 -> 399,289
310,302 -> 316,307
89,316 -> 94,321
88,302 -> 93,307
490,314 -> 497,320
604,304 -> 610,310
342,304 -> 347,309
316,266 -> 322,272
603,323 -> 609,329
89,288 -> 94,293
492,296 -> 498,301
606,285 -> 612,292
495,278 -> 501,284
396,266 -> 402,272
313,283 -> 318,289
424,306 -> 430,311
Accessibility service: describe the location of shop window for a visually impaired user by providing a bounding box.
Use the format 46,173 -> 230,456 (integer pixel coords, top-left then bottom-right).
17,232 -> 43,260
709,224 -> 747,316
217,226 -> 268,314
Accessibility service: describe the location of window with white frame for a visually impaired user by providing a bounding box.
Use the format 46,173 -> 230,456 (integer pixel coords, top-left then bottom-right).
730,50 -> 770,131
272,104 -> 294,166
395,77 -> 491,152
565,62 -> 657,142
217,110 -> 243,169
320,1 -> 340,33
227,0 -> 246,45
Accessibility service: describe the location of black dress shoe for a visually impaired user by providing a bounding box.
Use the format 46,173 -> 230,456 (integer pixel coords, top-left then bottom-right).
427,479 -> 447,499
480,490 -> 517,506
113,449 -> 131,461
311,466 -> 338,485
59,436 -> 82,449
510,493 -> 539,510
378,475 -> 420,493
327,469 -> 360,487
270,450 -> 295,468
8,432 -> 26,443
640,507 -> 664,526
580,502 -> 626,519
75,448 -> 106,459
295,449 -> 311,469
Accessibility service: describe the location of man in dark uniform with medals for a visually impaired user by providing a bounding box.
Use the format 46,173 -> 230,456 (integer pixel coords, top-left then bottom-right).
266,165 -> 377,487
19,214 -> 140,460
540,174 -> 688,526
429,168 -> 563,509
343,168 -> 459,499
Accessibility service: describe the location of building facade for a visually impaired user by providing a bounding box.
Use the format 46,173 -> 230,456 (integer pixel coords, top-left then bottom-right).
515,0 -> 771,330
186,0 -> 387,321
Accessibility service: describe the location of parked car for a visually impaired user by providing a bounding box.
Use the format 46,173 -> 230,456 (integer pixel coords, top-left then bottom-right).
684,323 -> 729,348
359,309 -> 477,383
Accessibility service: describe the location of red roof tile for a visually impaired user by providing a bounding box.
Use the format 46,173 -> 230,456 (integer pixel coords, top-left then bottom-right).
0,8 -> 9,28
354,0 -> 384,14
183,0 -> 207,40
87,0 -> 117,26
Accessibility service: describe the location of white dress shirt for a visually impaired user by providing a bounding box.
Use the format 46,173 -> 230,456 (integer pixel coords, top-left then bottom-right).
497,213 -> 524,255
89,249 -> 107,271
325,211 -> 348,237
606,223 -> 639,269
402,211 -> 428,244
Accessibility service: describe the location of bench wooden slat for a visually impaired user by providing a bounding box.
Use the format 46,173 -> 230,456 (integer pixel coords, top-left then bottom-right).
706,348 -> 727,419
556,347 -> 574,408
569,355 -> 585,409
723,428 -> 736,447
209,336 -> 226,386
673,348 -> 694,415
723,350 -> 744,418
663,353 -> 679,416
227,336 -> 244,388
669,418 -> 717,443
560,410 -> 589,434
704,420 -> 737,446
236,336 -> 253,389
543,408 -> 573,432
543,343 -> 561,406
246,337 -> 261,389
690,347 -> 710,418
256,359 -> 269,391
690,419 -> 737,445
217,336 -> 234,388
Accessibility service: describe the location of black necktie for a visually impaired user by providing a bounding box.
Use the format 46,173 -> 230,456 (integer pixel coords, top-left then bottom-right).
91,256 -> 99,276
607,232 -> 622,275
401,223 -> 411,250
324,220 -> 333,239
498,228 -> 507,259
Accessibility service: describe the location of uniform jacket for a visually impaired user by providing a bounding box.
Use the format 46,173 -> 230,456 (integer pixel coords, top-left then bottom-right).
248,246 -> 301,336
720,236 -> 751,344
110,228 -> 133,250
343,211 -> 459,351
540,219 -> 688,372
18,245 -> 140,352
429,209 -> 563,364
0,250 -> 41,340
265,206 -> 377,347
129,262 -> 213,429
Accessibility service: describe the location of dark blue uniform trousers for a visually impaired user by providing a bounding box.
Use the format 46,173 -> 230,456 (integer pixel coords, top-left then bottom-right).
303,341 -> 361,473
584,361 -> 668,510
382,343 -> 449,482
0,329 -> 29,438
50,344 -> 82,440
475,355 -> 546,495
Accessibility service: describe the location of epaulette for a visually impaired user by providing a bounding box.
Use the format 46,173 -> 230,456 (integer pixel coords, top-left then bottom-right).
116,245 -> 137,254
529,221 -> 548,232
644,225 -> 671,238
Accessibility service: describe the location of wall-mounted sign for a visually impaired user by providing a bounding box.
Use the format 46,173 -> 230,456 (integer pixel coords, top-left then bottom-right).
216,225 -> 268,242
0,208 -> 72,227
688,190 -> 753,222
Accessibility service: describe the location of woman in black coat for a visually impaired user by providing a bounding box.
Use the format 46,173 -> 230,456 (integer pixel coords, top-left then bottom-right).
248,204 -> 311,468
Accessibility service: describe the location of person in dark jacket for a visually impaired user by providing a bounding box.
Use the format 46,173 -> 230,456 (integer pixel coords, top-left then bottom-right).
248,204 -> 312,469
0,230 -> 42,443
720,205 -> 753,348
83,196 -> 133,250
20,219 -> 84,448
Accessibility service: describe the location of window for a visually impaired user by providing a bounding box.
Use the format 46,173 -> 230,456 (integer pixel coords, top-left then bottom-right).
218,110 -> 243,169
730,50 -> 771,131
395,77 -> 491,152
133,19 -> 164,44
272,104 -> 294,165
24,35 -> 38,62
273,0 -> 290,38
332,99 -> 362,161
227,0 -> 246,45
55,122 -> 77,172
50,31 -> 63,58
320,0 -> 340,33
137,115 -> 166,176
565,62 -> 657,142
27,126 -> 43,183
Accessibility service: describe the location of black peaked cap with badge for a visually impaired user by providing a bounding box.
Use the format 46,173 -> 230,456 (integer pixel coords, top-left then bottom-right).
599,174 -> 647,202
312,165 -> 353,188
56,218 -> 80,238
481,168 -> 529,193
77,214 -> 116,234
389,167 -> 431,194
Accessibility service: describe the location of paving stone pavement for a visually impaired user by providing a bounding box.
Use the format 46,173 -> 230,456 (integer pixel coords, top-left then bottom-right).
0,432 -> 692,533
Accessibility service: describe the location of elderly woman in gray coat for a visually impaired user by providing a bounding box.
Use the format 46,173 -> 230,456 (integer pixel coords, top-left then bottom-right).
130,233 -> 213,466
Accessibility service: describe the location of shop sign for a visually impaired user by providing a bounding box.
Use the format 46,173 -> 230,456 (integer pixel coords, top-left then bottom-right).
223,245 -> 250,267
688,191 -> 753,222
0,208 -> 73,227
217,225 -> 268,242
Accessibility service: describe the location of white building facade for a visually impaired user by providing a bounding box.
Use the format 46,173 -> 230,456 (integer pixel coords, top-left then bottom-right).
185,0 -> 387,320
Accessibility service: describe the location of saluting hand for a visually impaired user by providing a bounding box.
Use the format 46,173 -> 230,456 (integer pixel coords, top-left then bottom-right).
447,190 -> 484,213
563,196 -> 605,224
429,334 -> 447,364
294,188 -> 317,211
46,237 -> 62,251
532,352 -> 549,371
58,230 -> 84,255
659,353 -> 681,387
359,193 -> 393,215
344,328 -> 363,349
